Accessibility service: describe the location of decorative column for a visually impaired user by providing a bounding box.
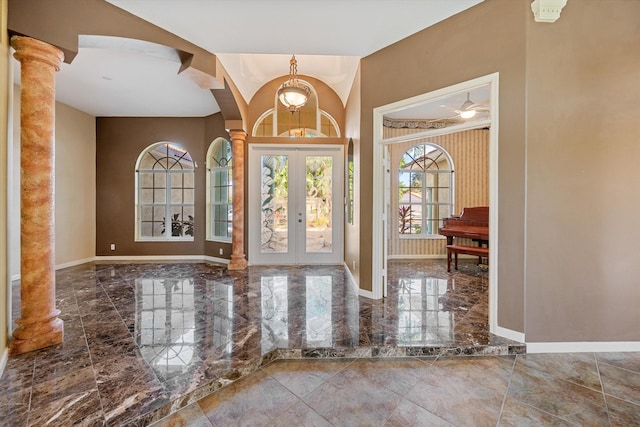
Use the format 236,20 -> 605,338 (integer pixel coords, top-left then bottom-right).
227,129 -> 248,270
10,36 -> 64,355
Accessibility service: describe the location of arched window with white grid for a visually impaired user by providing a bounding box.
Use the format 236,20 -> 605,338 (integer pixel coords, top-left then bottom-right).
135,142 -> 195,241
206,138 -> 232,242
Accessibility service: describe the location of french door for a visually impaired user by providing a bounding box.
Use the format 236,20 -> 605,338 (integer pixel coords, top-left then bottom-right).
248,145 -> 344,264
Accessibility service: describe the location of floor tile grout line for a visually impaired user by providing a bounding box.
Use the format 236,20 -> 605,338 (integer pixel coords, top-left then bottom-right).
504,355 -> 590,426
594,352 -> 615,427
75,271 -> 108,426
494,352 -> 518,427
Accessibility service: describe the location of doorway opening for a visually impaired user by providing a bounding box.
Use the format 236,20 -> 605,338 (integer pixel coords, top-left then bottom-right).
248,144 -> 344,265
372,73 -> 499,334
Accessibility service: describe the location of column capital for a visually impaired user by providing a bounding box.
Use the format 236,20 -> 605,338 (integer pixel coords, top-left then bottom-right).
11,36 -> 64,70
228,129 -> 247,142
531,0 -> 568,23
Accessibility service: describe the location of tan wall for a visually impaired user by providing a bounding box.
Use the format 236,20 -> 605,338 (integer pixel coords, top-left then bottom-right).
54,102 -> 96,266
95,115 -> 230,258
1,0 -> 9,364
361,0 -> 527,330
524,0 -> 640,342
10,88 -> 97,274
388,129 -> 489,257
247,75 -> 345,136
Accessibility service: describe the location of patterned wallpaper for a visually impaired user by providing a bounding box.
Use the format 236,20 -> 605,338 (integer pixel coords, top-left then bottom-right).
385,128 -> 489,257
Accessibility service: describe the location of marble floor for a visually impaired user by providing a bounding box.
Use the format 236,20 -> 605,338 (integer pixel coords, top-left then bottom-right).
154,352 -> 640,426
2,259 -> 525,426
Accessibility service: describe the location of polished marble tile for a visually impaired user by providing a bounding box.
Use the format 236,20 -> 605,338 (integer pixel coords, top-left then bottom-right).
262,359 -> 351,397
2,259 -> 522,425
151,403 -> 213,427
301,367 -> 404,426
197,369 -> 299,426
507,355 -> 611,425
385,398 -> 454,427
404,357 -> 509,426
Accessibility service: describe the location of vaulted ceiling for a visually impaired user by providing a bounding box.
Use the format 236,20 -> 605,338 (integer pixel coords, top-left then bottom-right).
12,0 -> 485,117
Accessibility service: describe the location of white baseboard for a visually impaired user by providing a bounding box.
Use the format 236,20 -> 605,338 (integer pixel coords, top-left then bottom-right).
495,326 -> 525,343
94,255 -> 228,265
56,257 -> 96,270
11,255 -> 231,281
342,261 -> 376,299
0,348 -> 8,379
526,341 -> 640,354
203,255 -> 230,265
358,288 -> 375,299
387,254 -> 446,260
11,256 -> 96,281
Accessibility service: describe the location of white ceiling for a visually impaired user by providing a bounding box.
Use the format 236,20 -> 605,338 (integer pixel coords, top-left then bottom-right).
13,0 -> 485,118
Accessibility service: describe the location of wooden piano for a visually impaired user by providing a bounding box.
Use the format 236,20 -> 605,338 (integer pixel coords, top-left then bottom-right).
438,206 -> 489,271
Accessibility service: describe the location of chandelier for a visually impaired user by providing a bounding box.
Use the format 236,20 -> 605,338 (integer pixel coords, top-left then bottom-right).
277,55 -> 311,113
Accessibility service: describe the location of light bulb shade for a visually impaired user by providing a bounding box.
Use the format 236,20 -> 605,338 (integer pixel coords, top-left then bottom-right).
459,109 -> 476,119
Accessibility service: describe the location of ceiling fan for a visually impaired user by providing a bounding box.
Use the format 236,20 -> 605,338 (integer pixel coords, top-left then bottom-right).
441,92 -> 489,119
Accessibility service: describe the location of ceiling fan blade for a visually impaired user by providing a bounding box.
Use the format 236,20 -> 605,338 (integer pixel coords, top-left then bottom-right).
440,105 -> 460,114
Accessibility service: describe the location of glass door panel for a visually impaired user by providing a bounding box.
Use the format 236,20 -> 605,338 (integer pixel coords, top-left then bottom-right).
249,145 -> 343,265
260,155 -> 289,254
305,155 -> 333,254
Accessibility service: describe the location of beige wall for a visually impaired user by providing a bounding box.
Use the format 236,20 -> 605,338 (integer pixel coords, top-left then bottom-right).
1,0 -> 9,367
10,88 -> 97,276
388,129 -> 489,257
524,0 -> 640,342
361,0 -> 528,329
54,102 -> 96,266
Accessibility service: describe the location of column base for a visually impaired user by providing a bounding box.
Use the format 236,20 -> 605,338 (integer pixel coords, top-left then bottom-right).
228,254 -> 248,270
9,316 -> 64,355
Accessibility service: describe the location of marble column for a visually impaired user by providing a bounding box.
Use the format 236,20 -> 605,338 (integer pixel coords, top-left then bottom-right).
10,36 -> 64,355
227,130 -> 248,270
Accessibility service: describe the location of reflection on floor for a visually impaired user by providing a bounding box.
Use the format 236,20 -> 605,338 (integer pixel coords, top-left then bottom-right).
1,259 -> 523,426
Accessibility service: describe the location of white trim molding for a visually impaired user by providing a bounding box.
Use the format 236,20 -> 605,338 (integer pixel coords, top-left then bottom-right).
496,326 -> 525,343
526,341 -> 640,354
56,257 -> 98,271
10,255 -> 230,281
94,255 -> 229,265
531,0 -> 568,23
373,72 -> 500,334
0,348 -> 8,379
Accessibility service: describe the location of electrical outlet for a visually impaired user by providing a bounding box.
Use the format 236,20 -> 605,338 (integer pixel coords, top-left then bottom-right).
219,248 -> 223,255
110,243 -> 116,251
352,260 -> 356,270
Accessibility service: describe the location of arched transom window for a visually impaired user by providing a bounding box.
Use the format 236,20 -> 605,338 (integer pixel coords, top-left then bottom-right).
136,142 -> 195,241
252,80 -> 340,138
398,144 -> 453,237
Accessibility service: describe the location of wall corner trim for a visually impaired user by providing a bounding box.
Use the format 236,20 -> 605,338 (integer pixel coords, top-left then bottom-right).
495,326 -> 525,343
526,341 -> 640,354
531,0 -> 568,23
0,348 -> 8,379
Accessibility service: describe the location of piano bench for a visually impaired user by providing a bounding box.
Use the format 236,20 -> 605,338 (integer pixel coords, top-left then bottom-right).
446,244 -> 489,272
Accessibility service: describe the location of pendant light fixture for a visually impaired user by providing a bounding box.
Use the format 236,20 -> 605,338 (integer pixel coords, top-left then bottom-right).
277,55 -> 311,113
